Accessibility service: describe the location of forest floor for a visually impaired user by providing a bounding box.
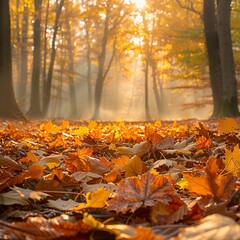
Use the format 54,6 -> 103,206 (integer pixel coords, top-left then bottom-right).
0,118 -> 239,239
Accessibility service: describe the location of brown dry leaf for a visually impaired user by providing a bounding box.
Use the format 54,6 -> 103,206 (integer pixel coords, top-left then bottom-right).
223,145 -> 240,177
121,227 -> 164,240
219,118 -> 239,133
180,214 -> 240,240
71,171 -> 102,183
0,155 -> 23,171
124,155 -> 143,177
0,186 -> 50,205
88,156 -> 111,175
47,198 -> 80,210
117,141 -> 149,156
107,172 -> 174,213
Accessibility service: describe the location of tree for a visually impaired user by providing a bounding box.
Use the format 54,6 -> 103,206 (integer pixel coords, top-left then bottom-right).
217,0 -> 239,116
42,0 -> 65,115
28,0 -> 42,117
0,0 -> 25,119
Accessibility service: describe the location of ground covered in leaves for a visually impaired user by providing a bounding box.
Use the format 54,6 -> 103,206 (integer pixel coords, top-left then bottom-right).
0,118 -> 240,240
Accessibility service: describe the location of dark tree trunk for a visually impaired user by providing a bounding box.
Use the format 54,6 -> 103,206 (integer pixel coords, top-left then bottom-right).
144,58 -> 152,121
217,0 -> 239,116
18,4 -> 29,111
203,0 -> 223,118
0,0 -> 25,119
42,0 -> 64,116
28,0 -> 42,118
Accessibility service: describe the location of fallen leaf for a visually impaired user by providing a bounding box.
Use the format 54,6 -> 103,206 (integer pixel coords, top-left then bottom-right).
0,186 -> 50,205
219,118 -> 239,133
0,155 -> 23,171
121,227 -> 164,240
107,172 -> 174,213
117,141 -> 149,156
180,214 -> 240,240
74,187 -> 111,210
47,199 -> 80,210
223,145 -> 240,177
124,155 -> 143,177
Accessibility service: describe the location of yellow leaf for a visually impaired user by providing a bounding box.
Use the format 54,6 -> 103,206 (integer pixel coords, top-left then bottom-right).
74,187 -> 111,210
219,118 -> 239,133
223,145 -> 240,177
124,155 -> 143,177
82,213 -> 104,229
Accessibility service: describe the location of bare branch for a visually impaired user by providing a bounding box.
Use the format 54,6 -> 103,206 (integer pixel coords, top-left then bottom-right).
176,0 -> 202,17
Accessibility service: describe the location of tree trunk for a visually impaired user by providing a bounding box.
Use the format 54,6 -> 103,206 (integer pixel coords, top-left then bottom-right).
65,6 -> 77,118
144,58 -> 152,121
86,26 -> 92,110
92,10 -> 109,120
0,0 -> 25,119
152,62 -> 161,117
18,3 -> 29,111
217,0 -> 239,116
28,0 -> 42,117
42,0 -> 64,116
203,0 -> 223,118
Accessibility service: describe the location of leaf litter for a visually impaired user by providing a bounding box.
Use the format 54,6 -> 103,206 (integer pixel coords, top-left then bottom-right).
0,118 -> 239,239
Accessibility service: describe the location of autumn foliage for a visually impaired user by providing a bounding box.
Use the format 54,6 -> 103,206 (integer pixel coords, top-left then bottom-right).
0,119 -> 239,239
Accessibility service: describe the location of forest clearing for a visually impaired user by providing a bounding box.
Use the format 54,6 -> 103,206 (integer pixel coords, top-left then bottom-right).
0,118 -> 239,239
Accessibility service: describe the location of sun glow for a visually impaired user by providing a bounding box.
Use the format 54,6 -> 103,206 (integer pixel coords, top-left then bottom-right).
134,0 -> 146,9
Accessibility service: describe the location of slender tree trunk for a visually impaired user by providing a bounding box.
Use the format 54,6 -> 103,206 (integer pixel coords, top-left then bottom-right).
42,0 -> 64,116
0,0 -> 25,119
144,57 -> 152,121
92,10 -> 109,120
65,7 -> 77,118
217,0 -> 239,116
42,0 -> 49,96
152,62 -> 161,117
18,4 -> 29,111
203,0 -> 223,118
86,26 -> 92,110
28,0 -> 42,117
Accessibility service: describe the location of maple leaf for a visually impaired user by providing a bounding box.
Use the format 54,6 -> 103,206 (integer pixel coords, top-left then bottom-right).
183,158 -> 236,201
107,172 -> 174,213
74,187 -> 111,210
124,155 -> 143,177
223,145 -> 240,177
219,118 -> 239,133
196,136 -> 212,150
181,173 -> 214,197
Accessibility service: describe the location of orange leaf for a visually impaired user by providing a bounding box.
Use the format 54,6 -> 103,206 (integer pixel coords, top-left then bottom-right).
124,155 -> 143,177
121,227 -> 164,240
182,173 -> 214,197
21,164 -> 45,180
196,136 -> 212,150
219,118 -> 239,133
107,172 -> 174,213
